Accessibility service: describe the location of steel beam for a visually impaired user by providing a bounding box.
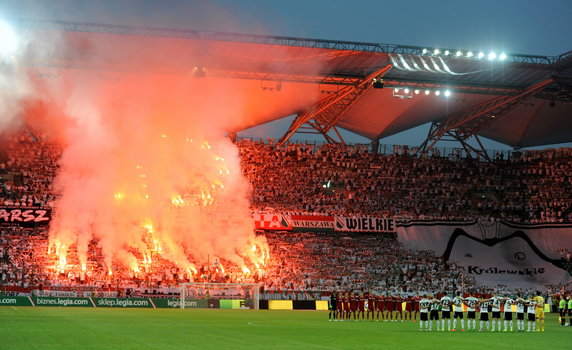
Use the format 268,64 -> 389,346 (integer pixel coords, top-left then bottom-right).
16,19 -> 558,64
277,65 -> 392,146
381,79 -> 523,96
419,78 -> 554,157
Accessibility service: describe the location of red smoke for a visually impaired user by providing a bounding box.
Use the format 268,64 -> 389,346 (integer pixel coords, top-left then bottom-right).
11,26 -> 325,279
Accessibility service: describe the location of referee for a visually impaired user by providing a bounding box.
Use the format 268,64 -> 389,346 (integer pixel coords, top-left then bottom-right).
568,293 -> 572,326
558,295 -> 566,326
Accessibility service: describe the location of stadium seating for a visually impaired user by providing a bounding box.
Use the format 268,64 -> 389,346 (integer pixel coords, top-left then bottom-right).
1,133 -> 572,296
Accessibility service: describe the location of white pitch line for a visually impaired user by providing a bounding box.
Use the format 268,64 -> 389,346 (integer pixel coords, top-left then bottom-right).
11,306 -> 18,310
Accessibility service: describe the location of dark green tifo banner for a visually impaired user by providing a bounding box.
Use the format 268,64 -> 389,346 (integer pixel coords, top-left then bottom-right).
152,298 -> 208,309
32,297 -> 93,307
92,298 -> 154,308
0,296 -> 34,306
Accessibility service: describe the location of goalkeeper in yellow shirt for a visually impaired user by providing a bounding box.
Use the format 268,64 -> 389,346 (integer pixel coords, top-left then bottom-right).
533,291 -> 545,332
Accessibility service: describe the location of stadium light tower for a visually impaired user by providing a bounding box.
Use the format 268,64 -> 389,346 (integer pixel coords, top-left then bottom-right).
0,20 -> 19,55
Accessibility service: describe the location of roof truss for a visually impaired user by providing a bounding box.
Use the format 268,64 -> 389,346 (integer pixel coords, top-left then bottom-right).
277,65 -> 392,146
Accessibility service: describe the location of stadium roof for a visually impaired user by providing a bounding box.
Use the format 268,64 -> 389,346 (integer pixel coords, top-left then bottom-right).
16,19 -> 572,149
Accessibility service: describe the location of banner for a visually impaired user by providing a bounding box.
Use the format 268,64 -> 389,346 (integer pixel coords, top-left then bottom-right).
32,296 -> 93,307
34,290 -> 78,298
397,221 -> 572,289
92,298 -> 154,308
152,298 -> 208,309
291,215 -> 334,232
335,216 -> 395,233
1,286 -> 31,296
252,213 -> 292,231
0,206 -> 51,227
0,296 -> 33,306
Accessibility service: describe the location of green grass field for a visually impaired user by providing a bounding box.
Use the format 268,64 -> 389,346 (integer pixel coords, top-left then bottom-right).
1,307 -> 571,349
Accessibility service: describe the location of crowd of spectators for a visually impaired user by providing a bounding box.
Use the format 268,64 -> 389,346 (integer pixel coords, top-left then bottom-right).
239,139 -> 572,223
0,133 -> 59,207
260,231 -> 473,300
1,132 -> 572,297
2,224 -> 475,298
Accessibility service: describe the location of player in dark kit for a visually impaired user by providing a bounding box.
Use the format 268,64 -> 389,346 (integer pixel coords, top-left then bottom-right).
412,294 -> 421,322
350,293 -> 358,320
376,294 -> 385,321
404,295 -> 414,321
336,293 -> 344,320
329,292 -> 338,321
357,293 -> 366,320
342,293 -> 350,320
367,292 -> 376,321
385,294 -> 394,321
394,295 -> 404,321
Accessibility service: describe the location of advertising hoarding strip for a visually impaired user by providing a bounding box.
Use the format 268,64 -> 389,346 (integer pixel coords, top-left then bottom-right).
148,298 -> 157,308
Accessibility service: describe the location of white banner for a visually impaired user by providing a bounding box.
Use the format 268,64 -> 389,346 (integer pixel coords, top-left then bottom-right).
335,216 -> 395,233
396,221 -> 572,289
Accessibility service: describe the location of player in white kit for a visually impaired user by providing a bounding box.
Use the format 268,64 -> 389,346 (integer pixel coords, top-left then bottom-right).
464,294 -> 479,331
479,298 -> 491,331
503,296 -> 514,331
451,291 -> 465,331
490,295 -> 502,331
440,292 -> 452,331
526,296 -> 537,332
514,293 -> 526,332
418,295 -> 431,331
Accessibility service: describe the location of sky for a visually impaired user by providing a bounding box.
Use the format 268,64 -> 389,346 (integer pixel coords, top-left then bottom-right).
1,0 -> 571,150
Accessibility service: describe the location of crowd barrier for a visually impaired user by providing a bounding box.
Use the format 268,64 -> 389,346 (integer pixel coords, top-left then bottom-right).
0,296 -> 330,310
0,296 -> 553,312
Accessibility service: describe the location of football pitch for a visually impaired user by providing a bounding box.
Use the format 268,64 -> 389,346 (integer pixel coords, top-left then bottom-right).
1,307 -> 571,350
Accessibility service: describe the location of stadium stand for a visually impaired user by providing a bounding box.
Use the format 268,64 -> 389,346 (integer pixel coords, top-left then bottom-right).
1,132 -> 572,297
239,139 -> 572,223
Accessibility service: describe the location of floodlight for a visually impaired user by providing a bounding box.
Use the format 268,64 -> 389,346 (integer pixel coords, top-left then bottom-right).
499,53 -> 507,60
372,78 -> 384,88
466,51 -> 474,57
394,88 -> 400,93
455,51 -> 463,57
424,90 -> 430,95
0,20 -> 18,54
478,52 -> 485,59
444,90 -> 451,97
433,49 -> 440,55
404,88 -> 410,94
444,50 -> 450,56
422,48 -> 428,54
414,89 -> 420,94
488,52 -> 497,60
435,90 -> 441,96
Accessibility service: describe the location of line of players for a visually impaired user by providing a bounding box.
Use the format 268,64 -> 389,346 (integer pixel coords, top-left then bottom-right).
418,291 -> 545,332
328,292 -> 422,322
329,291 -> 559,332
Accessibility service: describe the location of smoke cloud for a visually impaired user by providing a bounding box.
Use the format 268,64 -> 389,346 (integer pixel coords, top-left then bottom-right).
1,2 -> 324,278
